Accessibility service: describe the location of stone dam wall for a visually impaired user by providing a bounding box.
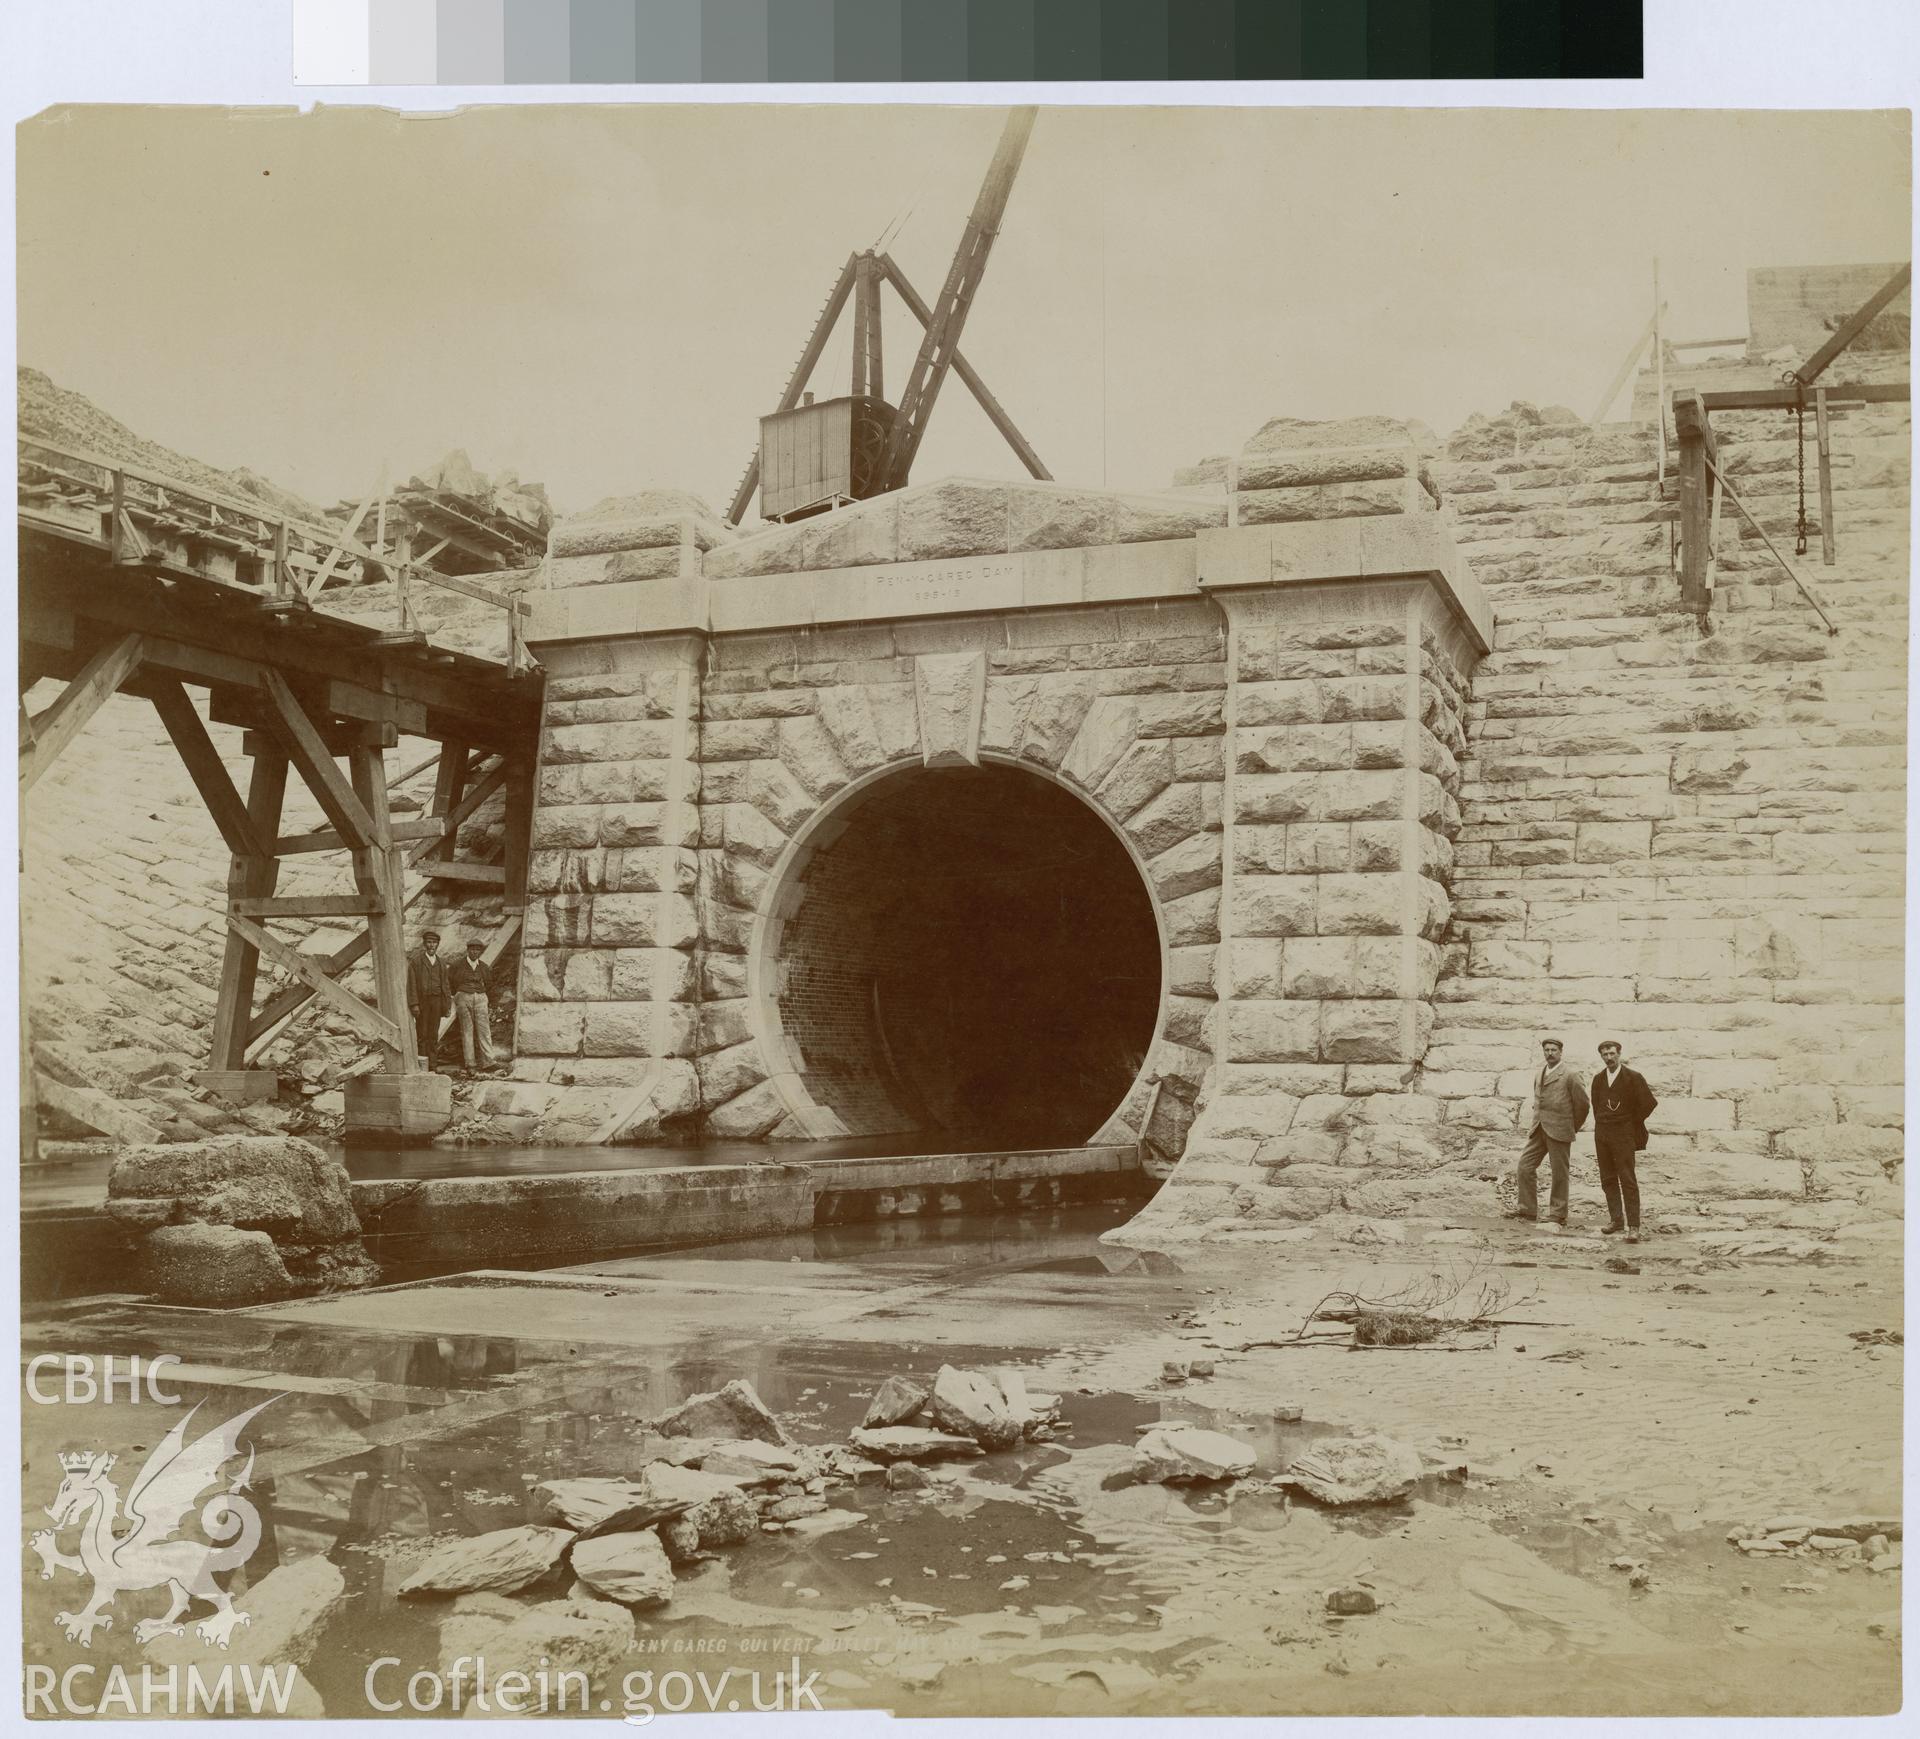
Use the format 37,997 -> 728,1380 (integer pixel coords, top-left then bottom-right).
20,380 -> 1907,1261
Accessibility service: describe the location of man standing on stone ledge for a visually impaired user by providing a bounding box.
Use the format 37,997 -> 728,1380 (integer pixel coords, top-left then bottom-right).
1506,1037 -> 1589,1229
1590,1039 -> 1658,1243
447,937 -> 496,1076
406,928 -> 449,1072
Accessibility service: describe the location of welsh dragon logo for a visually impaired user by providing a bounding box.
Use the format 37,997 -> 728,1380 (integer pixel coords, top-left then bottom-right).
29,1397 -> 278,1648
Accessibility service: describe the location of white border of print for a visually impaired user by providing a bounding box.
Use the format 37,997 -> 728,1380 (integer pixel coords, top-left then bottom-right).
1,6 -> 1914,1739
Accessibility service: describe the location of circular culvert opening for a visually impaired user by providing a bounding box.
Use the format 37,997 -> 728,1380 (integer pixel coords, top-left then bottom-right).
759,761 -> 1164,1149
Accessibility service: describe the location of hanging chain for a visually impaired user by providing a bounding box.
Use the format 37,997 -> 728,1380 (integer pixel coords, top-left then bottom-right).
1793,393 -> 1810,556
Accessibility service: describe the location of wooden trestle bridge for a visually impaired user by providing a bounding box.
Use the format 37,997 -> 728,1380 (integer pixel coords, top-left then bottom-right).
18,436 -> 543,1114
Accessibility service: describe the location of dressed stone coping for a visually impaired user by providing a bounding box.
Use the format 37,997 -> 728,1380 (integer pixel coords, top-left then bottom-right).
527,518 -> 1489,652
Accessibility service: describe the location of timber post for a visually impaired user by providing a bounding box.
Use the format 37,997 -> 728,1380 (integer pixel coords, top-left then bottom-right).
199,736 -> 289,1102
1672,389 -> 1716,621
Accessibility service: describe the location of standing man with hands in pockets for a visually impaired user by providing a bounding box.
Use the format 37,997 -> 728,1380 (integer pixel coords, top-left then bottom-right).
1506,1036 -> 1589,1230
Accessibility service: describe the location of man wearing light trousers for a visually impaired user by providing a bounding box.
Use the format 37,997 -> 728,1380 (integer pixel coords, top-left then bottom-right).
446,938 -> 495,1075
1506,1037 -> 1590,1229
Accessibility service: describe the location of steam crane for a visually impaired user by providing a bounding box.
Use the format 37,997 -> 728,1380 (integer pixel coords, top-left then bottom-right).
724,106 -> 1050,528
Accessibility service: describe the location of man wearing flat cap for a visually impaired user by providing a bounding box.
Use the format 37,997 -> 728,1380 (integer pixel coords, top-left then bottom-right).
1506,1036 -> 1589,1229
405,928 -> 449,1071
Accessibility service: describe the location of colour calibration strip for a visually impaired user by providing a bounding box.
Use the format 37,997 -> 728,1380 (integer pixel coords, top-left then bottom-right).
294,1 -> 1644,85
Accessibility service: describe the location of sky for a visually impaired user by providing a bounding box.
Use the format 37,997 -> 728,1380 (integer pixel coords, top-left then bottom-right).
15,103 -> 1911,520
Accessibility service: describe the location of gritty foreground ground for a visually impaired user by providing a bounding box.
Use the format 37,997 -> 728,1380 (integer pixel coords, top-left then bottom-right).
19,1203 -> 1903,1719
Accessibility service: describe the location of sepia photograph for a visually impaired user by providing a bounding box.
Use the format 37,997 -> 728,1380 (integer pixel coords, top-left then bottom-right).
8,26 -> 1912,1727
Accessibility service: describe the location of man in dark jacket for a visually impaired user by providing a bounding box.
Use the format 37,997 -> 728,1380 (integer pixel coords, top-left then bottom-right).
405,929 -> 450,1070
1590,1039 -> 1658,1242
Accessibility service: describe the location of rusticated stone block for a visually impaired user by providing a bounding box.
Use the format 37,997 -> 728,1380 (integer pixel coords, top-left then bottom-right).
1234,876 -> 1316,938
1319,1000 -> 1414,1064
517,1003 -> 588,1057
1227,1001 -> 1320,1063
545,721 -> 673,765
1313,873 -> 1405,936
896,480 -> 1012,562
1150,833 -> 1223,903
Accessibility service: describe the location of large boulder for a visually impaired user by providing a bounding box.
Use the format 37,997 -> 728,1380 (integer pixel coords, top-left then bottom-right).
1132,1426 -> 1256,1485
848,1427 -> 985,1464
687,1486 -> 758,1548
150,1551 -> 344,1671
653,1379 -> 790,1446
862,1375 -> 930,1429
537,1465 -> 743,1536
928,1366 -> 1021,1450
570,1530 -> 676,1609
397,1526 -> 574,1598
107,1135 -> 378,1299
140,1224 -> 293,1306
1284,1435 -> 1424,1507
492,1594 -> 636,1684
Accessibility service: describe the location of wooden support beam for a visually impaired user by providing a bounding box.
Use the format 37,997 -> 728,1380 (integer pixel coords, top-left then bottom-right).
1791,261 -> 1912,388
865,253 -> 884,405
427,741 -> 471,866
1814,386 -> 1837,566
878,252 -> 1052,482
20,546 -> 537,747
1671,390 -> 1716,619
1699,382 -> 1909,412
406,759 -> 507,869
502,747 -> 534,912
277,818 -> 445,855
260,668 -> 383,849
208,746 -> 289,1072
325,680 -> 427,734
227,914 -> 403,1052
349,741 -> 414,1071
245,931 -> 370,1051
421,859 -> 507,886
20,632 -> 146,793
230,893 -> 385,919
149,678 -> 270,860
851,252 -> 872,400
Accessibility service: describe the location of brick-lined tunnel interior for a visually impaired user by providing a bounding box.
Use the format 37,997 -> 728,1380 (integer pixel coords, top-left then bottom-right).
768,764 -> 1163,1148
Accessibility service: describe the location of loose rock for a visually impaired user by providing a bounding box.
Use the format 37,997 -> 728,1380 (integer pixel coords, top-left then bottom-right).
657,1516 -> 701,1564
537,1465 -> 741,1536
139,1223 -> 294,1307
849,1426 -> 985,1464
1285,1435 -> 1424,1507
863,1375 -> 930,1429
398,1526 -> 574,1598
571,1530 -> 676,1608
928,1366 -> 1022,1449
688,1487 -> 758,1548
654,1378 -> 791,1446
1132,1426 -> 1256,1485
1325,1589 -> 1378,1615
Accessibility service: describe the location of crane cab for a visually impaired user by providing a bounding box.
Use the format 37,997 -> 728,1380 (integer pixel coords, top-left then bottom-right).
757,393 -> 897,523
